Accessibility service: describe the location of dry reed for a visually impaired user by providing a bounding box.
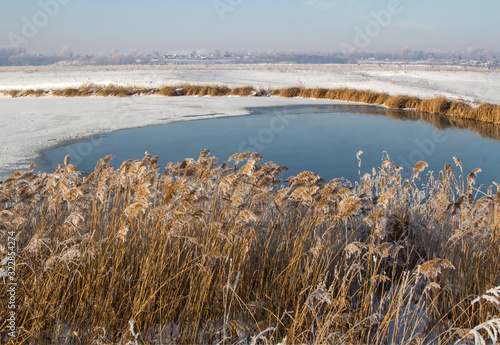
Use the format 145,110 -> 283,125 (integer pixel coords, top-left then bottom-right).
157,86 -> 182,97
277,87 -> 304,98
20,89 -> 47,97
417,97 -> 451,114
384,95 -> 422,109
5,89 -> 21,98
230,86 -> 260,96
2,83 -> 500,125
0,151 -> 498,344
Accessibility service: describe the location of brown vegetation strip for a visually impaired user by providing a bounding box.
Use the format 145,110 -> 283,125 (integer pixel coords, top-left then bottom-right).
0,151 -> 499,343
3,84 -> 500,125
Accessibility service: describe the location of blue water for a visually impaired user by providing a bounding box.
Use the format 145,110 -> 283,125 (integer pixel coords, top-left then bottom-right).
40,105 -> 500,186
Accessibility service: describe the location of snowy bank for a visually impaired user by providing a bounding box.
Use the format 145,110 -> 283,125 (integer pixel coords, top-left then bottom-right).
0,95 -> 347,177
1,64 -> 499,104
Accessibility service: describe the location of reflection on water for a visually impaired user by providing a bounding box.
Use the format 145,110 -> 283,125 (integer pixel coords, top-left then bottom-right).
383,108 -> 500,142
321,104 -> 500,142
40,105 -> 500,186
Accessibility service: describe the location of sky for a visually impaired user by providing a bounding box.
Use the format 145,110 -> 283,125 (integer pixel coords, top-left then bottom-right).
0,0 -> 499,54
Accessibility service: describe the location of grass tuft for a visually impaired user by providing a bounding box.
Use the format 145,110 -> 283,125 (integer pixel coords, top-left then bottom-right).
417,97 -> 452,114
230,86 -> 257,96
384,95 -> 422,109
278,87 -> 304,98
5,89 -> 21,97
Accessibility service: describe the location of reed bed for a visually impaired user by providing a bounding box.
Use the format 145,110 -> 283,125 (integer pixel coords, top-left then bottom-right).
3,84 -> 499,125
230,87 -> 264,97
274,87 -> 304,98
0,151 -> 499,344
157,86 -> 182,97
384,95 -> 422,109
18,89 -> 47,97
49,85 -> 155,98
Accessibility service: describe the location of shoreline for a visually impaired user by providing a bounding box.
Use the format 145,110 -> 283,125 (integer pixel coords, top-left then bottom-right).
0,97 -> 351,178
3,83 -> 499,124
5,101 -> 500,184
1,63 -> 499,177
2,95 -> 500,179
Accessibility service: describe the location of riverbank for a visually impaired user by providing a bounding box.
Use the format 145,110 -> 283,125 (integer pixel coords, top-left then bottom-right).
0,96 -> 348,177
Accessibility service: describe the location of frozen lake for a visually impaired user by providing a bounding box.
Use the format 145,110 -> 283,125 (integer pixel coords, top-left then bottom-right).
41,105 -> 500,186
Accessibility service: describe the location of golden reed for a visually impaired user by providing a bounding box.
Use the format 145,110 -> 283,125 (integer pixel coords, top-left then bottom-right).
4,84 -> 499,125
0,151 -> 498,344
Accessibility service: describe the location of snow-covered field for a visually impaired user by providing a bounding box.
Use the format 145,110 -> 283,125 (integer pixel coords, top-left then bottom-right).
1,64 -> 499,104
0,63 -> 499,177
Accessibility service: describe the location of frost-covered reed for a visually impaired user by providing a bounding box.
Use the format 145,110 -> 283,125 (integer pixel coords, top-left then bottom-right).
0,151 -> 499,344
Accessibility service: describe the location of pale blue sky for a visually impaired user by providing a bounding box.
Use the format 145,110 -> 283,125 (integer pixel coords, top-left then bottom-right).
1,0 -> 499,53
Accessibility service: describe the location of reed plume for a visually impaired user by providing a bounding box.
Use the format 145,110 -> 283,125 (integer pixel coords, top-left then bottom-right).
0,151 -> 498,344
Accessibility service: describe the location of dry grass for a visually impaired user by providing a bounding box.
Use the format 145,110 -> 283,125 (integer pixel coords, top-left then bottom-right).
471,103 -> 500,123
5,89 -> 21,98
157,86 -> 183,97
3,83 -> 500,125
52,86 -> 95,97
322,88 -> 389,105
230,86 -> 256,96
95,86 -> 136,97
50,85 -> 156,98
448,100 -> 473,117
209,86 -> 231,97
385,95 -> 422,109
20,89 -> 47,97
298,88 -> 311,98
417,97 -> 452,114
2,89 -> 47,97
277,87 -> 304,98
229,86 -> 266,97
309,88 -> 329,99
0,151 -> 499,344
157,85 -> 230,97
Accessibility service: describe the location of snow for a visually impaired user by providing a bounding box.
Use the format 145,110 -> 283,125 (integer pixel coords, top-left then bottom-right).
0,95 -> 348,177
1,64 -> 499,103
1,63 -> 499,177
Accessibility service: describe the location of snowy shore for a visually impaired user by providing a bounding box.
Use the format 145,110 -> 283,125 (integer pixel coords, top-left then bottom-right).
1,64 -> 499,104
1,63 -> 499,177
0,95 -> 347,177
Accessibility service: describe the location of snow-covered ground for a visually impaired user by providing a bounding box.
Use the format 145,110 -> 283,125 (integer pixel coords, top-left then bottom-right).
1,64 -> 499,104
0,95 -> 348,177
1,64 -> 499,177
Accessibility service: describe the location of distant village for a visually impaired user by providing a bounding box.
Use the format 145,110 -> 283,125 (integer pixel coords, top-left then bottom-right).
1,46 -> 498,68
